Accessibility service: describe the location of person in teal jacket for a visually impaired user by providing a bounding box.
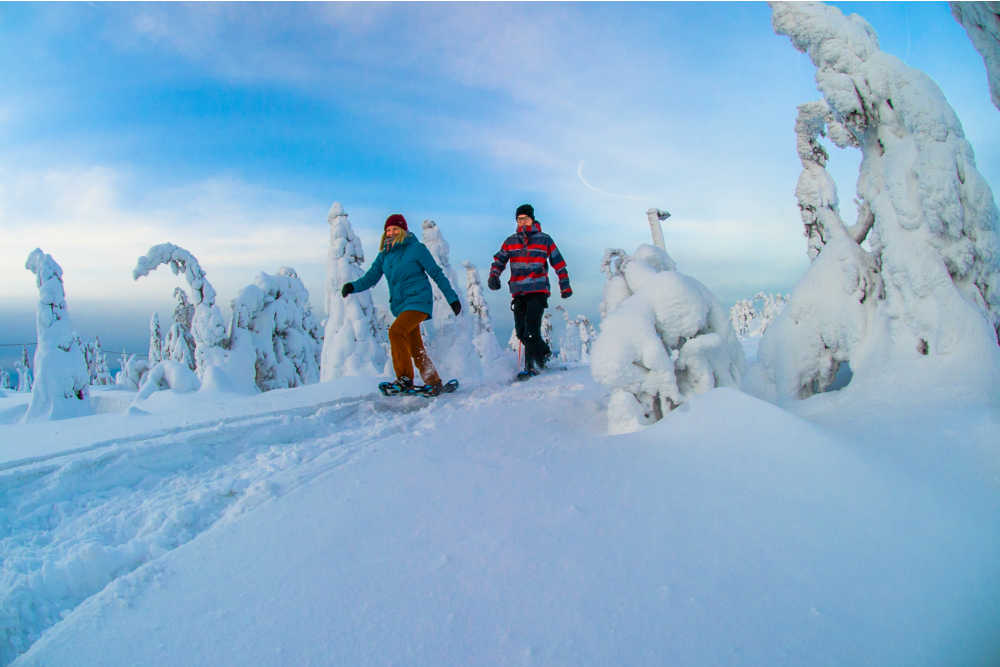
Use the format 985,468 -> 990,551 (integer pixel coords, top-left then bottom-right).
341,213 -> 461,394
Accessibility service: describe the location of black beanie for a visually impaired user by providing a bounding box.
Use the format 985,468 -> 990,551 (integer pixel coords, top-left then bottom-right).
515,204 -> 534,220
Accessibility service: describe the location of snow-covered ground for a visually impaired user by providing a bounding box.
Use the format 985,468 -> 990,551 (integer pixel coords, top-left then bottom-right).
2,355 -> 999,666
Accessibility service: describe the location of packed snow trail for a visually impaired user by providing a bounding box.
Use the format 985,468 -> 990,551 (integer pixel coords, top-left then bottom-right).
0,384 -> 492,665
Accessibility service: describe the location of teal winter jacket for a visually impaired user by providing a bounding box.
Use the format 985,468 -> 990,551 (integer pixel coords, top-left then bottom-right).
350,232 -> 459,318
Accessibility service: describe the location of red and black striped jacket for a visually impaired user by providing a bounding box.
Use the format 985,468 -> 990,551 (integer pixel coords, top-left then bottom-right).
489,221 -> 571,298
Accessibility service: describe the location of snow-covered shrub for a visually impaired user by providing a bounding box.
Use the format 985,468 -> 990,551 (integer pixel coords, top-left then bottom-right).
951,2 -> 1000,111
421,219 -> 486,382
591,243 -> 745,434
753,3 -> 1000,401
578,315 -> 596,363
320,202 -> 386,379
230,267 -> 323,391
116,354 -> 150,391
22,249 -> 92,422
0,369 -> 11,391
135,360 -> 200,400
730,293 -> 790,338
133,243 -> 227,379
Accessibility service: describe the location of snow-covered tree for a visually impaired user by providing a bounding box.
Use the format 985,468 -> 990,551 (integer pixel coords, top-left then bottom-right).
463,260 -> 512,375
83,337 -> 113,386
578,315 -> 596,363
751,3 -> 1000,402
231,267 -> 324,391
164,288 -> 196,371
420,219 -> 486,382
541,312 -> 553,351
149,312 -> 163,365
133,243 -> 228,380
22,249 -> 92,422
591,244 -> 745,434
951,1 -> 1000,111
730,293 -> 790,339
116,354 -> 150,391
15,346 -> 32,392
1,369 -> 12,391
135,360 -> 200,401
320,202 -> 385,380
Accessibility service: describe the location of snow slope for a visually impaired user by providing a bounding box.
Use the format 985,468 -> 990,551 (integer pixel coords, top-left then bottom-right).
2,362 -> 999,666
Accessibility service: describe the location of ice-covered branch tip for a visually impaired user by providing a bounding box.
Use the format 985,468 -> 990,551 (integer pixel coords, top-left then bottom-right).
645,208 -> 670,251
951,2 -> 1000,111
133,242 -> 217,307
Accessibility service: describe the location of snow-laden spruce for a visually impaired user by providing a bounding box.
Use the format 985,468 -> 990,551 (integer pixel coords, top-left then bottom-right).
591,244 -> 745,435
463,260 -> 512,375
22,249 -> 92,422
133,243 -> 228,379
951,1 -> 1000,111
750,2 -> 1000,402
555,306 -> 598,364
421,219 -> 493,382
83,337 -> 113,386
149,313 -> 163,365
320,203 -> 386,380
15,347 -> 32,392
164,287 -> 196,371
230,267 -> 323,391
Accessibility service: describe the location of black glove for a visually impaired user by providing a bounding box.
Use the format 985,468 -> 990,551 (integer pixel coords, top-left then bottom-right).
487,275 -> 501,291
341,283 -> 354,298
450,300 -> 462,316
561,287 -> 572,299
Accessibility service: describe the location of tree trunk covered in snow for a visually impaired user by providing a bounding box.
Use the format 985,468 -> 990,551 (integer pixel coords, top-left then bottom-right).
756,2 -> 1000,401
951,1 -> 1000,111
23,249 -> 92,422
320,202 -> 386,380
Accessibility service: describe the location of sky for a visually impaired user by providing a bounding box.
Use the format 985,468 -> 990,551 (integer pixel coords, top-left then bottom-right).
1,1 -> 997,369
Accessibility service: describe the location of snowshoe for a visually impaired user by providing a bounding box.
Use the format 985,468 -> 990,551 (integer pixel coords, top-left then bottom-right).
516,368 -> 539,381
407,378 -> 460,397
378,376 -> 413,396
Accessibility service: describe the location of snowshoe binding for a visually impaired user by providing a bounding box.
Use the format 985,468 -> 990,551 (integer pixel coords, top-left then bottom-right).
378,376 -> 413,396
407,378 -> 460,397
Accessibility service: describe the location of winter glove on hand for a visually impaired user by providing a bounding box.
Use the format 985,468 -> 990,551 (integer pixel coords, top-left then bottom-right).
487,275 -> 501,291
341,283 -> 354,298
450,300 -> 462,316
561,287 -> 573,299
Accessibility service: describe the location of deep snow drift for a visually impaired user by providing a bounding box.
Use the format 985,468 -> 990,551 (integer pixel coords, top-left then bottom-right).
1,349 -> 998,666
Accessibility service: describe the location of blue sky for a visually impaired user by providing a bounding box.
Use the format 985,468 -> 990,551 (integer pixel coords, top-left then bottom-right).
1,2 -> 997,369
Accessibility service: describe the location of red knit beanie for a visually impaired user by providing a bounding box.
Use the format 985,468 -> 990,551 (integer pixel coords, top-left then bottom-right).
384,213 -> 408,231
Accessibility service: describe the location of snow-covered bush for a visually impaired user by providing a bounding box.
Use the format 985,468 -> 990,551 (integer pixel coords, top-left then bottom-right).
0,369 -> 11,391
230,267 -> 323,391
22,249 -> 92,422
134,243 -> 228,379
421,219 -> 487,382
135,360 -> 200,401
730,293 -> 790,338
320,202 -> 386,379
591,244 -> 745,434
951,2 -> 1000,111
751,3 -> 1000,402
115,354 -> 151,391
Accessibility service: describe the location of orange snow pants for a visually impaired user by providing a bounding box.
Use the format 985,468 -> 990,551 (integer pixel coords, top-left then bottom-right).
388,310 -> 440,386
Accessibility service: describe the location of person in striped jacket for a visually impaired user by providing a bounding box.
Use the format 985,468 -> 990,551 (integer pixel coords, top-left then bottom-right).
488,203 -> 572,377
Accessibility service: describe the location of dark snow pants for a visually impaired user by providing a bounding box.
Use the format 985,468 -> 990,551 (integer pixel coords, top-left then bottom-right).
512,293 -> 551,369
